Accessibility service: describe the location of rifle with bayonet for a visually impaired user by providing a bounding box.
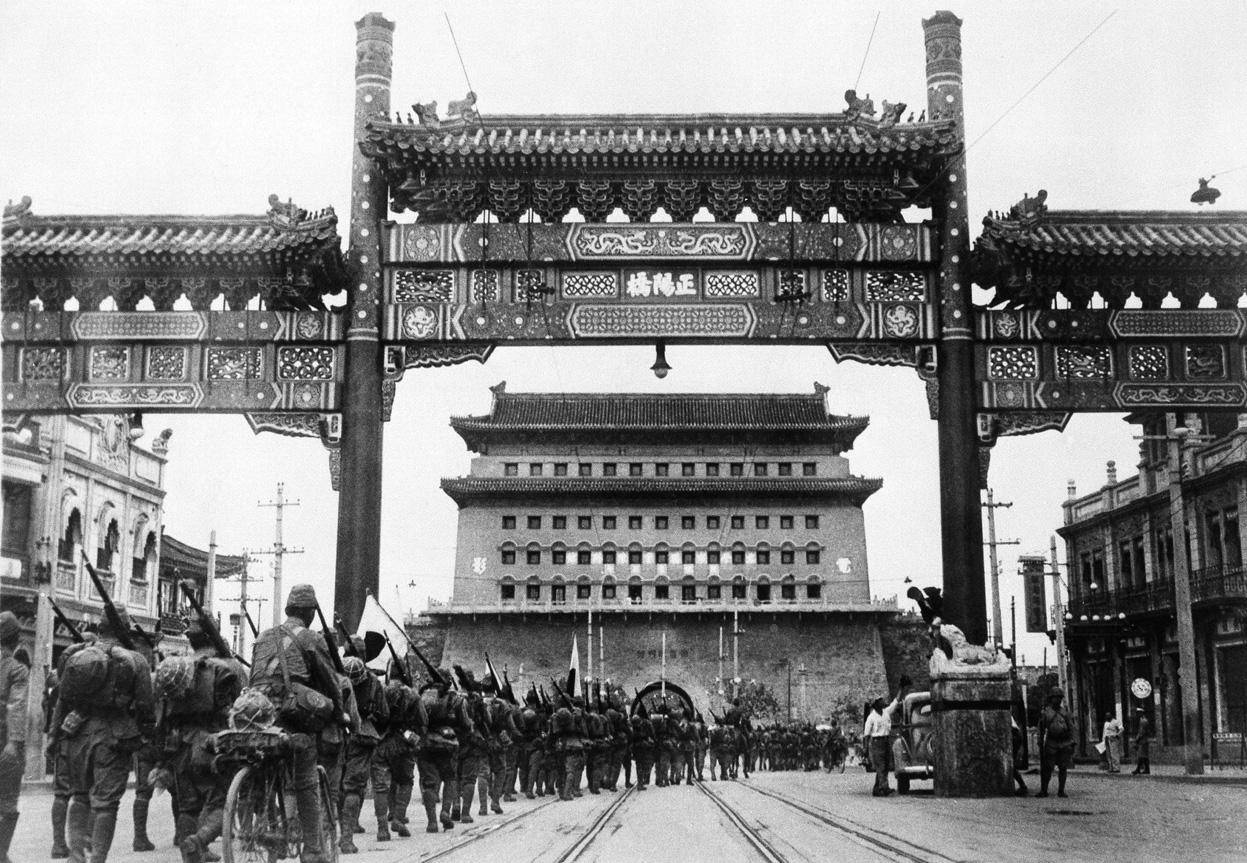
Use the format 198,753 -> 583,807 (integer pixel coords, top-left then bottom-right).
335,615 -> 359,657
313,602 -> 347,677
385,635 -> 412,686
47,598 -> 84,644
80,550 -> 136,651
368,594 -> 451,689
550,678 -> 572,708
177,579 -> 249,667
240,602 -> 260,639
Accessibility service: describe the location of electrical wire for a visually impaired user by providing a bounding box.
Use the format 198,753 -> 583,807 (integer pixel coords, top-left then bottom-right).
853,12 -> 881,93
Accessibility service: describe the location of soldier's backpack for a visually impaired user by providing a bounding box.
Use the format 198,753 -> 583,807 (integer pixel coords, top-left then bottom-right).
249,625 -> 334,732
1046,709 -> 1071,741
59,643 -> 117,709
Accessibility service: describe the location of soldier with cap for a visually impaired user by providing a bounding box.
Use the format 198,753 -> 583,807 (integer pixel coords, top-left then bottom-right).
338,656 -> 389,852
249,584 -> 347,863
150,618 -> 244,863
0,611 -> 29,863
482,684 -> 517,814
52,605 -> 155,863
628,703 -> 655,791
602,689 -> 631,791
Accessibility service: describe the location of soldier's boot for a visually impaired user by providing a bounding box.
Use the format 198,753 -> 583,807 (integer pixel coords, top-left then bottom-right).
458,783 -> 475,823
66,801 -> 89,863
132,800 -> 156,852
338,794 -> 360,854
0,812 -> 18,863
421,791 -> 441,834
438,792 -> 455,832
393,783 -> 412,827
373,796 -> 391,841
477,777 -> 489,815
175,817 -> 201,863
51,796 -> 70,858
89,809 -> 118,863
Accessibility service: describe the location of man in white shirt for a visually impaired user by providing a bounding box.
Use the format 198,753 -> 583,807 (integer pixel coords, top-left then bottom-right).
863,694 -> 901,797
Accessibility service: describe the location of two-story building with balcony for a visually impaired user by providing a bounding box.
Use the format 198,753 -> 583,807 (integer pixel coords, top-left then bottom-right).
426,383 -> 898,720
1059,411 -> 1247,760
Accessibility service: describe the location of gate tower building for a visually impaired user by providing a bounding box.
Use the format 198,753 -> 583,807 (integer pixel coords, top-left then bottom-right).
428,384 -> 895,719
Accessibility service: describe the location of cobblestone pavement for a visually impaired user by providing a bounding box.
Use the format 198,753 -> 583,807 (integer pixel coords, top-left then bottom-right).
13,765 -> 1246,863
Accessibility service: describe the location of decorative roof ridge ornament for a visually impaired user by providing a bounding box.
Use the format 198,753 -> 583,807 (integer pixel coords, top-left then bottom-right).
265,195 -> 335,232
843,89 -> 876,123
2,195 -> 32,226
1007,189 -> 1048,224
1191,177 -> 1222,206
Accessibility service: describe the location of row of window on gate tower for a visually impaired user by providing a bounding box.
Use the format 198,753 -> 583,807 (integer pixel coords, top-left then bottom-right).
500,578 -> 823,604
502,461 -> 821,477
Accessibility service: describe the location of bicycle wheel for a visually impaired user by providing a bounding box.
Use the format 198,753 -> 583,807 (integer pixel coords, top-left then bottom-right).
316,765 -> 340,863
223,765 -> 285,863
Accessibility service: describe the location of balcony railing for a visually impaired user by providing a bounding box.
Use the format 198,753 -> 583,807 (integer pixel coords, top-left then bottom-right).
1068,581 -> 1174,620
1191,564 -> 1247,604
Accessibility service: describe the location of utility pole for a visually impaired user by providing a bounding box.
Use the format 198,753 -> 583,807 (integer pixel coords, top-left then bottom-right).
982,489 -> 1019,647
1010,595 -> 1017,668
220,551 -> 265,657
1049,536 -> 1068,702
255,483 -> 303,626
1166,425 -> 1205,775
732,608 -> 741,686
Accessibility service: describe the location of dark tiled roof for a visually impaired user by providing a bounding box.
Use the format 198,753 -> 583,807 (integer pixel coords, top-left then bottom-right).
364,113 -> 958,159
4,213 -> 340,267
978,210 -> 1247,261
452,388 -> 866,433
440,476 -> 883,505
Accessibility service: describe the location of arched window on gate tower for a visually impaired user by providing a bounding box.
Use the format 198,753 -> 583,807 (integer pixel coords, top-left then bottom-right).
731,574 -> 747,601
756,574 -> 772,604
627,574 -> 643,604
98,516 -> 120,573
525,575 -> 541,602
500,574 -> 517,602
60,508 -> 82,564
780,573 -> 797,601
654,574 -> 670,601
602,573 -> 618,601
707,574 -> 722,601
551,574 -> 567,606
806,575 -> 823,601
681,574 -> 697,604
576,574 -> 592,601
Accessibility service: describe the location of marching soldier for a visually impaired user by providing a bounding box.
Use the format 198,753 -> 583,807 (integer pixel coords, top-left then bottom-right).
484,686 -> 517,813
53,607 -> 155,863
0,612 -> 30,863
418,670 -> 471,832
46,633 -> 97,858
339,656 -> 389,852
628,704 -> 655,791
551,695 -> 585,800
451,670 -> 489,822
708,716 -> 732,780
603,690 -> 630,792
584,695 -> 608,794
377,667 -> 425,838
130,632 -> 166,853
651,706 -> 672,787
516,689 -> 544,799
249,585 -> 347,863
150,619 -> 244,863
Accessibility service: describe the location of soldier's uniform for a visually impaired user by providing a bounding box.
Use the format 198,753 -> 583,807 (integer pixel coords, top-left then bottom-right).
376,676 -> 424,837
551,699 -> 585,800
0,612 -> 30,863
484,695 -> 517,812
52,608 -> 155,863
130,634 -> 168,853
339,656 -> 389,852
628,711 -> 655,790
249,585 -> 346,863
152,623 -> 244,863
453,687 -> 489,822
584,702 -> 607,794
652,710 -> 674,787
418,679 -> 471,832
516,695 -> 543,798
603,694 -> 631,791
708,721 -> 732,780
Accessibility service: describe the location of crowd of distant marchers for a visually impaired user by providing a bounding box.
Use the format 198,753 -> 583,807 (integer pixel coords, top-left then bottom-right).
4,578 -> 874,863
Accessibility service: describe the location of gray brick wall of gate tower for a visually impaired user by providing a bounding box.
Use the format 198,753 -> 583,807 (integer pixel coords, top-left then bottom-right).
436,612 -> 893,723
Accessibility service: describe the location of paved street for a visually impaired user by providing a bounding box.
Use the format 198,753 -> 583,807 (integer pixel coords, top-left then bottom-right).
14,766 -> 1247,863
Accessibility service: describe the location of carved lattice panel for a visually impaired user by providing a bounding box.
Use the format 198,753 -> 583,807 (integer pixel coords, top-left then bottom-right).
1186,344 -> 1226,380
704,272 -> 760,298
561,272 -> 618,299
471,270 -> 500,305
1128,345 -> 1168,381
865,270 -> 926,302
822,269 -> 849,302
393,269 -> 454,303
1055,345 -> 1113,379
20,347 -> 65,382
987,346 -> 1039,380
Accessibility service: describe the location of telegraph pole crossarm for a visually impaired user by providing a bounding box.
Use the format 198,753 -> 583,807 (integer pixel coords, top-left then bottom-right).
255,482 -> 304,626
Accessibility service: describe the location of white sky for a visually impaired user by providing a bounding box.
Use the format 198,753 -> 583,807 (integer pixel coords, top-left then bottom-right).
3,1 -> 1245,664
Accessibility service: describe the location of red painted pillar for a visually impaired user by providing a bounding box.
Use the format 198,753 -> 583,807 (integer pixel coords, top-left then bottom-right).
335,12 -> 393,628
924,11 -> 987,644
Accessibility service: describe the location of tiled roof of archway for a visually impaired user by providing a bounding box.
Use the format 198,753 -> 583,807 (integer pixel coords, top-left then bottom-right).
364,113 -> 959,159
978,210 -> 1247,262
440,476 -> 883,505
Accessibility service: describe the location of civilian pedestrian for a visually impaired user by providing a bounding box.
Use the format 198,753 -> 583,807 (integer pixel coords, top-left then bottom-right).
862,692 -> 901,797
1102,714 -> 1123,773
1131,709 -> 1152,775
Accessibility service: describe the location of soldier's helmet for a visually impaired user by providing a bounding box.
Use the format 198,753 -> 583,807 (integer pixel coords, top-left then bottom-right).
230,687 -> 277,730
154,655 -> 197,702
285,584 -> 318,611
343,655 -> 369,685
0,611 -> 20,643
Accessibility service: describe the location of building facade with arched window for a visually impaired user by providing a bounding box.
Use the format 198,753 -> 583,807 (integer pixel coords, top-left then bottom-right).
429,384 -> 897,720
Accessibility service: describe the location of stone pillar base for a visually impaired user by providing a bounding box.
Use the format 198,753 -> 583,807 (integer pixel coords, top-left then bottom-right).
931,666 -> 1013,797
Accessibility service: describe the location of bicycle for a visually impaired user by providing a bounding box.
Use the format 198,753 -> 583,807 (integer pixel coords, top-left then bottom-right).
217,728 -> 339,863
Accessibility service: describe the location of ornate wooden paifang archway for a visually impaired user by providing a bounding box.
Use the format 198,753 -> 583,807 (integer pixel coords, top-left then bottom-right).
3,12 -> 1244,636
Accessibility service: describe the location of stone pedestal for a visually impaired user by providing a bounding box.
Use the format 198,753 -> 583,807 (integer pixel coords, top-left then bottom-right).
930,667 -> 1013,797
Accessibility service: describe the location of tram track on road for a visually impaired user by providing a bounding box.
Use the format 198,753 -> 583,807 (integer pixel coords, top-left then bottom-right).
415,795 -> 561,862
695,780 -> 790,863
549,784 -> 635,863
730,781 -> 957,863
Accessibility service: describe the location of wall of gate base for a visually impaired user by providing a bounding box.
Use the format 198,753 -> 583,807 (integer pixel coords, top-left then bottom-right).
429,610 -> 891,724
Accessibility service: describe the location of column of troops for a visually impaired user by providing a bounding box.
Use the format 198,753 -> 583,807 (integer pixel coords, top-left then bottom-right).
0,584 -> 854,863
